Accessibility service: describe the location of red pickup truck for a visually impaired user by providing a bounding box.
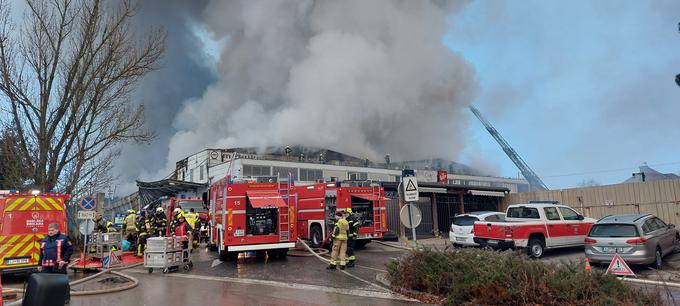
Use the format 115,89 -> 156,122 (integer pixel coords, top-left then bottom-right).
473,202 -> 596,258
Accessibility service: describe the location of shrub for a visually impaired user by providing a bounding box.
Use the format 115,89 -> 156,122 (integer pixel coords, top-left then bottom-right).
386,248 -> 664,305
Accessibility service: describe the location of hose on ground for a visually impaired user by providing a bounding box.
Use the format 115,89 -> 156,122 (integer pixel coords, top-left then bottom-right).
287,243 -> 329,257
297,238 -> 389,292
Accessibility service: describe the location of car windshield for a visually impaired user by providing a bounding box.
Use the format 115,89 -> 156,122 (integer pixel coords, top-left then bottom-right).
588,224 -> 639,237
506,207 -> 540,219
452,216 -> 479,226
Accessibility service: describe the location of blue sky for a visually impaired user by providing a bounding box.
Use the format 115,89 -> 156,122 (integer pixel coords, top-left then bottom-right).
443,1 -> 680,188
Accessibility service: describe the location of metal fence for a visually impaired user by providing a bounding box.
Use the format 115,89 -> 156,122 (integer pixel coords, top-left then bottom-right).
503,179 -> 680,226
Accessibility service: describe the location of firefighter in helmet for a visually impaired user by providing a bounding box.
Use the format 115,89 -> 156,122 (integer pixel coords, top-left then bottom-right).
123,209 -> 137,244
174,215 -> 193,255
171,207 -> 184,229
327,210 -> 349,270
106,220 -> 117,232
345,208 -> 358,268
135,211 -> 149,257
153,207 -> 168,237
185,208 -> 198,229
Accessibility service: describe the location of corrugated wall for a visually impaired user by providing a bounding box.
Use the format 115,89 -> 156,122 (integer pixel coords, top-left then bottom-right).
503,179 -> 680,225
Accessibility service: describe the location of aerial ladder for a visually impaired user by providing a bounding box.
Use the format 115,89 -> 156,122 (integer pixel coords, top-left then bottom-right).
469,106 -> 549,191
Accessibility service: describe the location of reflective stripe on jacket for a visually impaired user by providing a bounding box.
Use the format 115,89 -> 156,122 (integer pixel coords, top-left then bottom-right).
332,218 -> 349,240
39,233 -> 73,267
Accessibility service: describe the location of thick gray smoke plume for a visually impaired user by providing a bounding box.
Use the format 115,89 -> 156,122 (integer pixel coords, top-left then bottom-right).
159,0 -> 476,176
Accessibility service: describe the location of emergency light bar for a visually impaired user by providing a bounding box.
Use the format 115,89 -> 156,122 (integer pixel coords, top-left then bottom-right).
31,190 -> 40,195
528,200 -> 559,204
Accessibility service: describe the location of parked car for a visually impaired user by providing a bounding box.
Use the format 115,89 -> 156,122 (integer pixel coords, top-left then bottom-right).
473,202 -> 597,258
584,214 -> 679,268
450,211 -> 505,247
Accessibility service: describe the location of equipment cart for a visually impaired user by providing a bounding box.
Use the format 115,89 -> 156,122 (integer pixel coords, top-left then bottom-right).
144,236 -> 193,274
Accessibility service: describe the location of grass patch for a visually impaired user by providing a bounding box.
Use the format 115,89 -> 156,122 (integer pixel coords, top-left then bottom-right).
387,248 -> 664,305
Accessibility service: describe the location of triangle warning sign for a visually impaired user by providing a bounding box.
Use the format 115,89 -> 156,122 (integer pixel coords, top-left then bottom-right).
405,179 -> 417,192
605,254 -> 635,276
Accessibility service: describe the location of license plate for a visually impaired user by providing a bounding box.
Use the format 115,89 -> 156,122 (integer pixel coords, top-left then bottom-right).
602,247 -> 624,253
487,239 -> 499,245
456,237 -> 467,242
234,229 -> 244,237
5,258 -> 30,265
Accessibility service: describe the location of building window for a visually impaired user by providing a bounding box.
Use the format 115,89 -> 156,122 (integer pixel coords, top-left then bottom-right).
348,172 -> 368,180
300,168 -> 323,181
243,165 -> 271,177
190,169 -> 194,182
200,165 -> 204,181
273,167 -> 298,179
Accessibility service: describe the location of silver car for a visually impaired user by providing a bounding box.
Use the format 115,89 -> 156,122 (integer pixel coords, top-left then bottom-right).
585,214 -> 679,268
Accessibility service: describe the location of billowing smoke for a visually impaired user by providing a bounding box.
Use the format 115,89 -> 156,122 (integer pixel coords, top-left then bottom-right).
161,0 -> 476,175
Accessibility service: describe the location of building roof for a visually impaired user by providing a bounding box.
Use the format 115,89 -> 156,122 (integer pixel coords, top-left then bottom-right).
623,165 -> 680,184
136,179 -> 207,207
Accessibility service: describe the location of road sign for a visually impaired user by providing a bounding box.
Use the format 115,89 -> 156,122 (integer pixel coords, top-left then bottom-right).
403,177 -> 419,202
78,211 -> 96,220
114,213 -> 125,224
80,196 -> 96,210
79,219 -> 95,235
399,204 -> 422,229
606,254 -> 635,276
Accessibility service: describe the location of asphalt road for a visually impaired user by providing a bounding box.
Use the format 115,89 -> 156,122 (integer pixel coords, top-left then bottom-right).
2,242 -> 423,306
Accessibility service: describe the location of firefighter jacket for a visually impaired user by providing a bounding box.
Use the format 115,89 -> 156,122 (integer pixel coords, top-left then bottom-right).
347,214 -> 359,239
332,218 -> 349,241
124,213 -> 136,232
136,218 -> 149,237
153,212 -> 167,231
185,212 -> 198,229
39,233 -> 73,268
174,221 -> 192,238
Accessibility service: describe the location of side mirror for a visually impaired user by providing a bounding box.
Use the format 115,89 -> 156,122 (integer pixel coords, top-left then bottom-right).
577,215 -> 584,221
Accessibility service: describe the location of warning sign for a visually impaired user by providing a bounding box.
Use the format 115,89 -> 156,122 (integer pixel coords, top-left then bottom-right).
606,254 -> 635,276
103,250 -> 121,268
402,176 -> 419,202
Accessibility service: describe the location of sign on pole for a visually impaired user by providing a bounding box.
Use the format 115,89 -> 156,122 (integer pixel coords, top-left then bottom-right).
79,220 -> 95,235
399,204 -> 422,229
78,211 -> 96,220
80,196 -> 96,210
606,254 -> 635,276
403,177 -> 419,202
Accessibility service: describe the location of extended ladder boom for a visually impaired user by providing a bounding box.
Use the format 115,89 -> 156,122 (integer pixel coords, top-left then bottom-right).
469,106 -> 548,191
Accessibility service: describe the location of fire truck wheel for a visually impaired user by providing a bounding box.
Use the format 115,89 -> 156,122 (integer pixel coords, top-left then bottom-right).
309,225 -> 323,248
183,264 -> 190,271
148,268 -> 153,274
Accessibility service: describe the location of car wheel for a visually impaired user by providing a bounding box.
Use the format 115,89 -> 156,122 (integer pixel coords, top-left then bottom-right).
527,239 -> 545,259
653,247 -> 663,269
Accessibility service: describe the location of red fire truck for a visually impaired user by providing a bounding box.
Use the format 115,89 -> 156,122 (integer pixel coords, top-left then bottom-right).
208,178 -> 297,261
0,191 -> 69,274
161,197 -> 208,236
296,182 -> 387,248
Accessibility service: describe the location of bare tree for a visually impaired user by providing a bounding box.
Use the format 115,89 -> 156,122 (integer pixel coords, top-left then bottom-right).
0,0 -> 164,196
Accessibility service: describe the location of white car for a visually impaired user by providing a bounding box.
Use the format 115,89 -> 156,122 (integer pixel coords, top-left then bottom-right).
450,211 -> 506,246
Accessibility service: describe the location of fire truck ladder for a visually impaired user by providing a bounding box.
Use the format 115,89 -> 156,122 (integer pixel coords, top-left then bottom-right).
372,185 -> 382,233
469,106 -> 549,191
277,176 -> 291,241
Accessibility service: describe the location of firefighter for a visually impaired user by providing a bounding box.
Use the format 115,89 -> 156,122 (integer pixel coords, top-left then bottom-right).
153,207 -> 168,237
171,207 -> 184,230
106,220 -> 117,232
327,211 -> 349,270
123,209 -> 137,243
185,208 -> 198,229
38,222 -> 73,304
94,213 -> 106,232
174,215 -> 193,255
346,208 -> 358,268
136,211 -> 149,257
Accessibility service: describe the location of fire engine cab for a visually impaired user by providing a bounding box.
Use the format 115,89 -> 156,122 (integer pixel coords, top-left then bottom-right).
297,182 -> 387,248
0,191 -> 69,274
209,178 -> 297,261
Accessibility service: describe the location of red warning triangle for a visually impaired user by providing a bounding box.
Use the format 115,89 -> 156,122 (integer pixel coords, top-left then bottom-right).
605,254 -> 635,276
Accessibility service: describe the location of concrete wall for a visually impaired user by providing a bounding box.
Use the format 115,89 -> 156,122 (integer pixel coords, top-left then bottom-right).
503,179 -> 680,226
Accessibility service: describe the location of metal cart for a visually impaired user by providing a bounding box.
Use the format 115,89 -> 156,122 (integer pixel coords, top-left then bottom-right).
144,236 -> 193,274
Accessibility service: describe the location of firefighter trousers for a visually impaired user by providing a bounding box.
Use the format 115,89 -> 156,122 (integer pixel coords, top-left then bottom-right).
329,239 -> 347,267
346,238 -> 356,265
137,234 -> 148,256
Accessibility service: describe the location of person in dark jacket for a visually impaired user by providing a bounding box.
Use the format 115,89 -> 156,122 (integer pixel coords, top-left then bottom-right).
153,207 -> 168,237
39,222 -> 73,303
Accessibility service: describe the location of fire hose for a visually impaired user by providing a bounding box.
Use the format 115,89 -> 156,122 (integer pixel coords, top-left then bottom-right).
5,262 -> 142,305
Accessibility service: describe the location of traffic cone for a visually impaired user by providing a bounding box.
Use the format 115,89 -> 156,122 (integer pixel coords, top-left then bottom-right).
585,257 -> 592,273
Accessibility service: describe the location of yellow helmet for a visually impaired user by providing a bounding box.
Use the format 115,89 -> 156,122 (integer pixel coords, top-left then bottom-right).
346,208 -> 353,214
156,207 -> 164,212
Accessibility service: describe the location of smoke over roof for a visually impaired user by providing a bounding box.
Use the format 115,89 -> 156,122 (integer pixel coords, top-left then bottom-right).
118,1 -> 479,192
